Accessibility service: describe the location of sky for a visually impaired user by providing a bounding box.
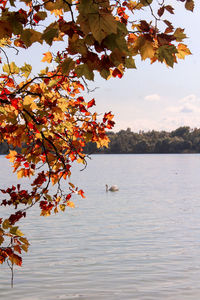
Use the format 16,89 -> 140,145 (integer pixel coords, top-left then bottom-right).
92,1 -> 200,132
7,1 -> 200,133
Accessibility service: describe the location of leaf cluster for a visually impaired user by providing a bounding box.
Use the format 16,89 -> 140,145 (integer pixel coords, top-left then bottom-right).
0,0 -> 194,278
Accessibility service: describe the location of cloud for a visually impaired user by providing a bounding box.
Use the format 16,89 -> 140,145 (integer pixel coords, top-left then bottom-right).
179,94 -> 198,104
167,103 -> 200,114
144,94 -> 160,101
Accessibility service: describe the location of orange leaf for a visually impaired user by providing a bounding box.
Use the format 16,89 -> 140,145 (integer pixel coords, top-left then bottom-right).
87,98 -> 95,108
6,150 -> 17,163
67,201 -> 75,208
41,52 -> 53,63
78,189 -> 85,198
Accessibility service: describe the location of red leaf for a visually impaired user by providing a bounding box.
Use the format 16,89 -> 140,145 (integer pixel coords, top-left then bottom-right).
87,98 -> 95,108
11,98 -> 19,109
164,5 -> 174,14
112,68 -> 123,78
78,189 -> 85,198
158,6 -> 165,17
24,162 -> 29,168
27,122 -> 34,129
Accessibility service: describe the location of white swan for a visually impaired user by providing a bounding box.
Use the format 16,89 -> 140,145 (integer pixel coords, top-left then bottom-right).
106,184 -> 119,192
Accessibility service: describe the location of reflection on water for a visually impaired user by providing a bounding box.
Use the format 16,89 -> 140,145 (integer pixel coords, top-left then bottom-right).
1,154 -> 200,299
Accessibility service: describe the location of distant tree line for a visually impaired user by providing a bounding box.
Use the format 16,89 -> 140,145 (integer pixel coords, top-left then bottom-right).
84,126 -> 200,154
1,126 -> 200,155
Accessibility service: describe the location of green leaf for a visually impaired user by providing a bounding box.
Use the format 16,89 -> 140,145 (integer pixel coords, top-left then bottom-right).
174,28 -> 187,42
88,12 -> 117,43
42,23 -> 59,45
10,226 -> 24,236
100,68 -> 110,80
21,29 -> 43,47
61,58 -> 75,74
157,45 -> 177,67
20,63 -> 32,78
125,57 -> 136,69
75,64 -> 94,81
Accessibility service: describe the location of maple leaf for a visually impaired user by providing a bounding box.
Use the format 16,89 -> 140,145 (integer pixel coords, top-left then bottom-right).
9,253 -> 22,266
67,201 -> 75,208
0,0 -> 193,273
20,63 -> 32,78
78,190 -> 85,198
140,0 -> 153,6
87,98 -> 95,108
176,43 -> 192,59
6,150 -> 17,163
140,39 -> 155,60
185,0 -> 194,11
157,45 -> 177,67
88,12 -> 117,44
174,28 -> 187,42
41,52 -> 53,63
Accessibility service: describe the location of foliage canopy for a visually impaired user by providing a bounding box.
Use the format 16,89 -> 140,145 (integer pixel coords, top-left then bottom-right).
0,0 -> 194,277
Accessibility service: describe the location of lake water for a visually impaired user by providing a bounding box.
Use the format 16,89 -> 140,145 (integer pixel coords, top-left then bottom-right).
1,154 -> 200,299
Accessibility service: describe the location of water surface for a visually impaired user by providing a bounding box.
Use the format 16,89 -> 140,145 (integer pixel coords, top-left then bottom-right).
1,154 -> 200,299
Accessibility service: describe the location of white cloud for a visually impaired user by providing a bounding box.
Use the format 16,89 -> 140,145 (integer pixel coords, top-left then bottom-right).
166,102 -> 200,114
179,94 -> 198,104
144,94 -> 161,101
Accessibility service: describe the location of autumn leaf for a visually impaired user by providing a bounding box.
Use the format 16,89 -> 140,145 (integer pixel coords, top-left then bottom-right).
174,28 -> 187,42
17,169 -> 25,179
67,200 -> 75,208
41,52 -> 53,63
88,12 -> 117,43
140,39 -> 155,60
6,150 -> 17,163
0,0 -> 193,272
140,0 -> 153,6
87,98 -> 95,108
157,45 -> 177,67
185,0 -> 194,11
10,226 -> 24,237
20,63 -> 32,78
176,43 -> 192,59
9,253 -> 22,266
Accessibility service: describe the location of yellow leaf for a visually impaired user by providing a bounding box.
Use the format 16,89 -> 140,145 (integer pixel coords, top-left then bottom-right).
0,37 -> 11,47
6,150 -> 17,163
96,136 -> 110,148
2,219 -> 10,229
176,43 -> 191,59
50,9 -> 63,17
77,157 -> 85,164
19,237 -> 30,245
67,201 -> 75,208
59,204 -> 66,211
23,96 -> 38,110
41,51 -> 53,63
17,169 -> 24,179
10,226 -> 24,237
140,39 -> 155,60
